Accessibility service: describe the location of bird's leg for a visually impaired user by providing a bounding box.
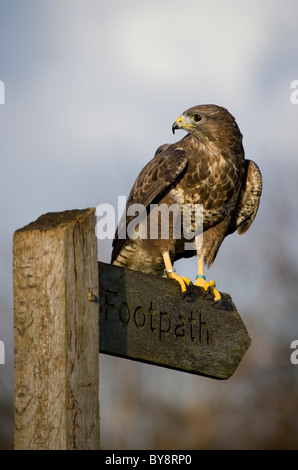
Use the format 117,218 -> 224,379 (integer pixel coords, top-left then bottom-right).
194,258 -> 221,301
162,251 -> 192,296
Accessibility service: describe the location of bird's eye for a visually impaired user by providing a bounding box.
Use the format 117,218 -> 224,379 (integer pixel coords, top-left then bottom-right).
193,114 -> 202,122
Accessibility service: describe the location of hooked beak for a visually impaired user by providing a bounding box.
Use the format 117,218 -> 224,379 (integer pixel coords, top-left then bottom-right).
172,115 -> 183,134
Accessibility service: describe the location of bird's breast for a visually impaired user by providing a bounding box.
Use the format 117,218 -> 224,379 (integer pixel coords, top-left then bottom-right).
162,150 -> 243,229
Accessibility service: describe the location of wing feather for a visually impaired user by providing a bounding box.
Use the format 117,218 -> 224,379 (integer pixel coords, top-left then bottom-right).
233,159 -> 263,235
111,145 -> 188,262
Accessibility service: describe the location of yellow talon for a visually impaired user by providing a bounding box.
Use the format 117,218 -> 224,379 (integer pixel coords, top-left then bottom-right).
194,258 -> 221,301
162,250 -> 192,295
194,276 -> 221,301
165,269 -> 192,294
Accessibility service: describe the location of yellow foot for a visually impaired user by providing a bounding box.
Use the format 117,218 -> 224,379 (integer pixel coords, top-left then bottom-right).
165,269 -> 192,296
194,275 -> 221,301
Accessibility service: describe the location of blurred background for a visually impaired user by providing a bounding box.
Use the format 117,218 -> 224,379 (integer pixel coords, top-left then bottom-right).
1,0 -> 298,449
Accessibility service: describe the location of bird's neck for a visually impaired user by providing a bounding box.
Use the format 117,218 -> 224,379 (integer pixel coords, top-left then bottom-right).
185,133 -> 244,164
186,134 -> 222,160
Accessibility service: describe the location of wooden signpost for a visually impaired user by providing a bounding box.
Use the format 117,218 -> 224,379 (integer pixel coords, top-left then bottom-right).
13,208 -> 251,450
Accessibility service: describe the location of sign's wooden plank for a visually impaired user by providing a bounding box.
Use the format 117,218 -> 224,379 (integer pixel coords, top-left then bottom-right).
98,262 -> 251,379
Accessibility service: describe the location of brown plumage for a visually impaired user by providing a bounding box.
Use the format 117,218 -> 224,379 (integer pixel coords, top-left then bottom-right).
111,104 -> 262,299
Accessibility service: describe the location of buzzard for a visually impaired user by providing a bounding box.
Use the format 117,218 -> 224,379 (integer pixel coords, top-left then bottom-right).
111,104 -> 262,301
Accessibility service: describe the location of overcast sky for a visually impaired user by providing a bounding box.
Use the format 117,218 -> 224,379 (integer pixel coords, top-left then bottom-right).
1,1 -> 298,440
1,1 -> 297,211
0,0 -> 297,283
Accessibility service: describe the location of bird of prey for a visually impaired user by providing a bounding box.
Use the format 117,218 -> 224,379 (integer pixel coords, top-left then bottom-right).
111,104 -> 262,301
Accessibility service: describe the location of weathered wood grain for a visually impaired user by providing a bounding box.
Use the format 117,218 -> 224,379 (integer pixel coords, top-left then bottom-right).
99,262 -> 251,379
13,209 -> 100,450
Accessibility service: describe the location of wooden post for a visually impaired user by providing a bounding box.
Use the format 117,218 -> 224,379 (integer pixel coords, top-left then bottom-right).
13,209 -> 100,450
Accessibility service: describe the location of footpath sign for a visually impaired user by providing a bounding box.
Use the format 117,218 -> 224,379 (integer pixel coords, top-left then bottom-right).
98,262 -> 251,379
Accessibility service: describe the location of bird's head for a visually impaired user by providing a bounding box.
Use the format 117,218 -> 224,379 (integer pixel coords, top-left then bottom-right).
172,104 -> 242,145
